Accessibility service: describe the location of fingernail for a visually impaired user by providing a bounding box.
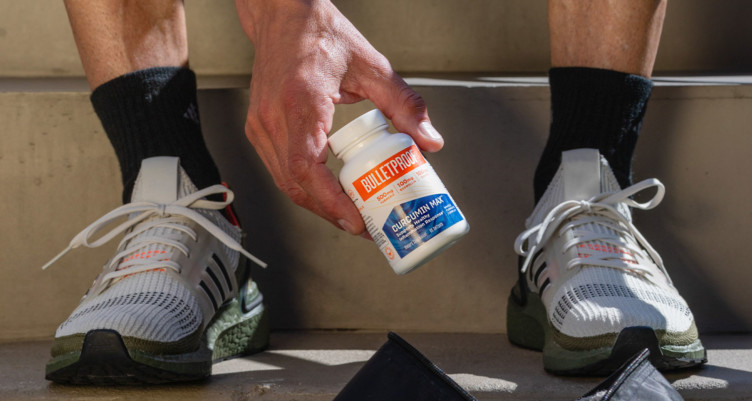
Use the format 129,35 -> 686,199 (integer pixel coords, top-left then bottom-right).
338,219 -> 358,235
419,121 -> 443,141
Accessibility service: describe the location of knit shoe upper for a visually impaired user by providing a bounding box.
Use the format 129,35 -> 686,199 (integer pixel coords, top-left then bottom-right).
512,149 -> 702,370
45,157 -> 265,353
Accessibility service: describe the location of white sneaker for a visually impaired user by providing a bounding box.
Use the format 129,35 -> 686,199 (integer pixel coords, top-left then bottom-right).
507,149 -> 706,375
44,157 -> 269,384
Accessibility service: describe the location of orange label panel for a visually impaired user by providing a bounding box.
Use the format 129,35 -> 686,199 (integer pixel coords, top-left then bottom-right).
353,145 -> 427,201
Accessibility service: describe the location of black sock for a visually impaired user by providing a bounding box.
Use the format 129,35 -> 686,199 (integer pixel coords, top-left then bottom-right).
533,67 -> 654,203
91,67 -> 221,203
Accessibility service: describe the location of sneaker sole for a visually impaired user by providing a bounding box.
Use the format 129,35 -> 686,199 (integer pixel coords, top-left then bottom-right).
45,292 -> 270,385
506,288 -> 707,376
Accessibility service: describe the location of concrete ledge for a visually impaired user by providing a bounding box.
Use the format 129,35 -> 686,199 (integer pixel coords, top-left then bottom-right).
1,332 -> 750,400
2,75 -> 752,93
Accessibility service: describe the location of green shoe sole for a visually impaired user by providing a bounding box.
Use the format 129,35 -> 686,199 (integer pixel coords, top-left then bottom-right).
506,287 -> 707,376
45,294 -> 270,385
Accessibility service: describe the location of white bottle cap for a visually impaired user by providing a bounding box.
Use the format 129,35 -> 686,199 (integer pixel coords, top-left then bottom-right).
329,109 -> 389,158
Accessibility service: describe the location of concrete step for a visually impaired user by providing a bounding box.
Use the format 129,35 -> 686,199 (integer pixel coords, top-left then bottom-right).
1,332 -> 751,400
0,0 -> 750,78
1,77 -> 750,342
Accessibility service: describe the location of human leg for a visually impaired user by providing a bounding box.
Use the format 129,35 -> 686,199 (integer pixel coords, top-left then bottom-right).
534,0 -> 666,202
548,0 -> 665,77
45,1 -> 268,384
507,0 -> 706,375
64,0 -> 220,203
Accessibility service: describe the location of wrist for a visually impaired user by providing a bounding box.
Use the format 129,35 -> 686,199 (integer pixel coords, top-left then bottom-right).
235,0 -> 322,43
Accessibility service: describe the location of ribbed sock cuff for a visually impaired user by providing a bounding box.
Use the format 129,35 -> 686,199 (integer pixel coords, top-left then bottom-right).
91,67 -> 221,203
534,67 -> 653,203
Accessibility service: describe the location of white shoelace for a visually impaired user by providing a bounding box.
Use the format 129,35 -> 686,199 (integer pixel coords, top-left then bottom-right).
42,185 -> 266,287
514,178 -> 669,284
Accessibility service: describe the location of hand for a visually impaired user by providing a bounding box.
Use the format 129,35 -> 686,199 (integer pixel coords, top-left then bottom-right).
235,0 -> 444,235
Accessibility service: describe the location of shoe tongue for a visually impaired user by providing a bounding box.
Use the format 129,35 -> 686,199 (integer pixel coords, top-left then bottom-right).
118,157 -> 195,272
130,157 -> 191,203
560,149 -> 602,201
559,149 -> 639,263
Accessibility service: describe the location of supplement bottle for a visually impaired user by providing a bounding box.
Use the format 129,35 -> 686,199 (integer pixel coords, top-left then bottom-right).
329,109 -> 469,274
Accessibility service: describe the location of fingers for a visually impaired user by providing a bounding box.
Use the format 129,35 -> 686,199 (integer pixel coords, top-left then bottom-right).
288,159 -> 365,234
285,90 -> 366,234
357,64 -> 445,153
245,94 -> 365,235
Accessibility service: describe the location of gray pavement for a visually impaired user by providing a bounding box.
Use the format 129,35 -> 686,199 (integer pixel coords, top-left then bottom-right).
1,332 -> 750,401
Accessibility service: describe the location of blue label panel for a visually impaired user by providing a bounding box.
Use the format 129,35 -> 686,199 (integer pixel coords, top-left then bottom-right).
382,194 -> 464,258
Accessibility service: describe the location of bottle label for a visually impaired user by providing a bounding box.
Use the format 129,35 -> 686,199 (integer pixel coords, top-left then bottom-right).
353,145 -> 426,201
382,194 -> 464,258
345,145 -> 465,262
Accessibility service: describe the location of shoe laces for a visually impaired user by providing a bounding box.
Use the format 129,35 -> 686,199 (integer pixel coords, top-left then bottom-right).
514,178 -> 669,284
42,184 -> 266,290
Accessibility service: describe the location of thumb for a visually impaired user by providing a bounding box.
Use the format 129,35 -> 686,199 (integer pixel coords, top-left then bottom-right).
366,71 -> 444,152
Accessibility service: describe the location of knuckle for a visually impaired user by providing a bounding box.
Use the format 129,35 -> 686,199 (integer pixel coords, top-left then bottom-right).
287,153 -> 311,183
368,53 -> 394,77
244,114 -> 262,143
246,102 -> 282,137
283,183 -> 309,207
258,107 -> 281,135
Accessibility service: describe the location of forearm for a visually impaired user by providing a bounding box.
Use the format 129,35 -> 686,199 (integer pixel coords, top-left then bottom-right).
64,0 -> 189,89
548,0 -> 667,77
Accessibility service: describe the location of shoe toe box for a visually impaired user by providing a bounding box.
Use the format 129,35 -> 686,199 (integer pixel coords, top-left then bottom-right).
549,270 -> 696,340
55,272 -> 203,344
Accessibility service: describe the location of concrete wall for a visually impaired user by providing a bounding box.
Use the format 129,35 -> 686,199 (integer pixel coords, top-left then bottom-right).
0,1 -> 750,78
2,83 -> 750,341
202,84 -> 752,335
1,0 -> 750,342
